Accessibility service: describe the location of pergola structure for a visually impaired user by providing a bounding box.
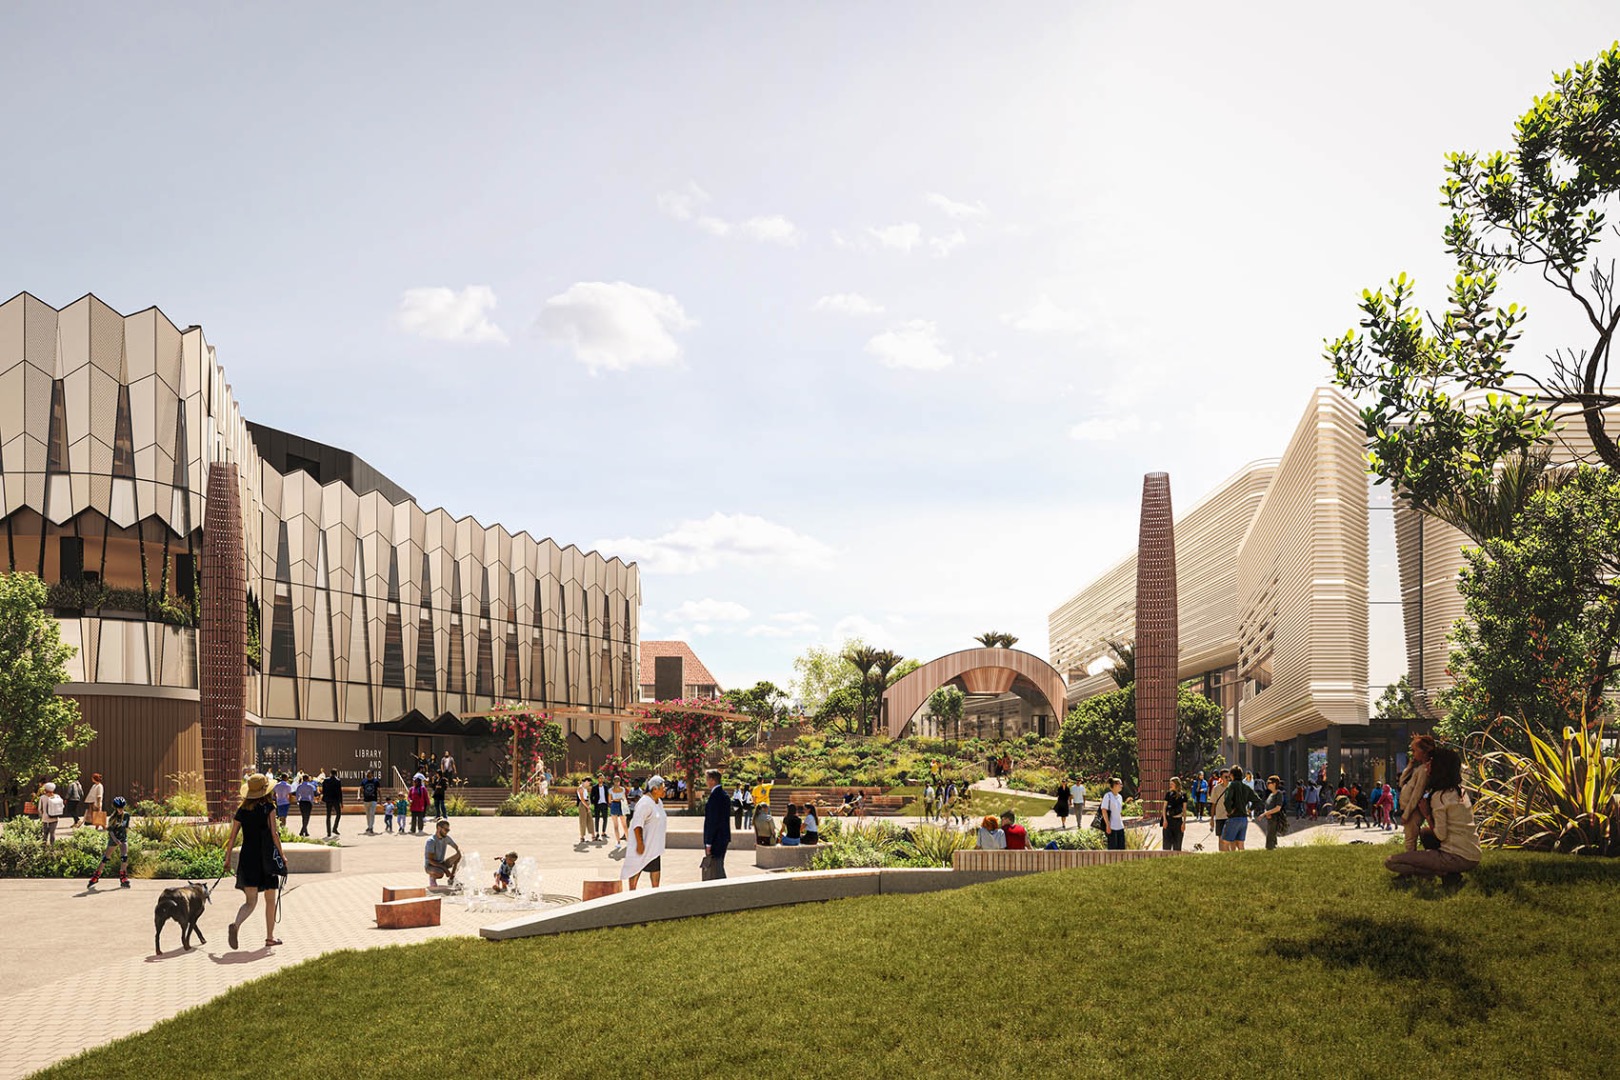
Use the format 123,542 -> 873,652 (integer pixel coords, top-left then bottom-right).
882,648 -> 1068,739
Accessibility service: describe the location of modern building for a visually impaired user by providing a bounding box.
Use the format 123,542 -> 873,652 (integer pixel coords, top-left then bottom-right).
1049,388 -> 1402,785
1,292 -> 640,797
636,640 -> 723,701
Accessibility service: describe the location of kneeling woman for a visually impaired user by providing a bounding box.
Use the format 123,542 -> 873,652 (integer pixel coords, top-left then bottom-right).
1383,745 -> 1480,882
222,773 -> 289,950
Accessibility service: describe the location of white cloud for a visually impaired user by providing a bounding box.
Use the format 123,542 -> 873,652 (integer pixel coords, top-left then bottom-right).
1004,294 -> 1088,335
596,512 -> 834,574
866,320 -> 953,371
833,614 -> 888,640
745,623 -> 802,638
739,215 -> 804,246
1068,415 -> 1143,441
656,182 -> 709,222
772,611 -> 817,625
394,286 -> 508,344
813,293 -> 885,315
535,281 -> 695,374
658,182 -> 803,244
929,229 -> 966,258
867,222 -> 922,252
665,598 -> 751,623
926,192 -> 987,219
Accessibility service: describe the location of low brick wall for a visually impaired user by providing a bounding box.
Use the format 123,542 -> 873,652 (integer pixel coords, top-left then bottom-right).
951,849 -> 1184,872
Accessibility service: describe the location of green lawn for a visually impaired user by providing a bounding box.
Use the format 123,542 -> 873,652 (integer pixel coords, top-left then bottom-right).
891,783 -> 1056,821
34,848 -> 1620,1079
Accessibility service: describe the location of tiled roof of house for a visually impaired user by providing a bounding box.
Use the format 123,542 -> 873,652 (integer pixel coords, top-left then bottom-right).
637,640 -> 722,692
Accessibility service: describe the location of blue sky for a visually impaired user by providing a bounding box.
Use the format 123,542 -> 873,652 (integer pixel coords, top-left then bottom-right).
3,3 -> 1611,691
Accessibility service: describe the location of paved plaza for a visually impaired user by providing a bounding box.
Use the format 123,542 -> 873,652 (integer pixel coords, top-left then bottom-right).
1,801 -> 1370,1079
0,814 -> 764,1080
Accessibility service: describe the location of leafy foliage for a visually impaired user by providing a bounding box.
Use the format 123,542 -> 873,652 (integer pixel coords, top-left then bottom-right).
1470,714 -> 1620,856
0,573 -> 93,814
487,702 -> 566,792
974,631 -> 1019,648
1327,42 -> 1620,510
720,680 -> 795,746
495,792 -> 576,816
1441,467 -> 1620,749
1374,675 -> 1419,720
1056,684 -> 1223,791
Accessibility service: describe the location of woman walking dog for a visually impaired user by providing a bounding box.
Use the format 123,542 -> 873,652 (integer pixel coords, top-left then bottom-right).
221,773 -> 288,951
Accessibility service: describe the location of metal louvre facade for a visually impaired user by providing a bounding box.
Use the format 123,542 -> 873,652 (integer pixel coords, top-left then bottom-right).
1049,388 -> 1370,754
0,292 -> 639,789
1232,389 -> 1370,744
1049,459 -> 1276,704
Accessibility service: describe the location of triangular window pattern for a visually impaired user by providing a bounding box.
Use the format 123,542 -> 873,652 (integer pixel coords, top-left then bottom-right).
46,378 -> 69,474
415,552 -> 437,692
503,571 -> 521,698
447,561 -> 466,697
112,384 -> 135,479
474,567 -> 495,698
381,546 -> 406,689
268,521 -> 298,677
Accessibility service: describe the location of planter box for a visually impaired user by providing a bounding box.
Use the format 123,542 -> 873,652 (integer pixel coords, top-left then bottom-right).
755,844 -> 816,870
376,896 -> 440,929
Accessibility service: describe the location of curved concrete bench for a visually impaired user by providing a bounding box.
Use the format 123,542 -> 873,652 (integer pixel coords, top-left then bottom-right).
226,844 -> 341,874
665,829 -> 756,850
951,848 -> 1182,872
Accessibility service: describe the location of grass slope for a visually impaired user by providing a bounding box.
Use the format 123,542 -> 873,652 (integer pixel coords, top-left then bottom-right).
891,784 -> 1056,821
35,848 -> 1620,1080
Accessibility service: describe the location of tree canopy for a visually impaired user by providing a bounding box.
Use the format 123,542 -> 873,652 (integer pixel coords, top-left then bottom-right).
1056,683 -> 1223,792
1441,466 -> 1620,750
1327,42 -> 1620,511
0,573 -> 92,813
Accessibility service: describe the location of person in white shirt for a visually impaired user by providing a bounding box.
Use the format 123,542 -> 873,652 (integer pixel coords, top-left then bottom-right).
1070,779 -> 1085,820
38,782 -> 65,848
1100,777 -> 1126,850
608,778 -> 629,844
621,775 -> 669,890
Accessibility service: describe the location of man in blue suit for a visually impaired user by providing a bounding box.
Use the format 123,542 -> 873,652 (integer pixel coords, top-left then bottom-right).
703,768 -> 731,880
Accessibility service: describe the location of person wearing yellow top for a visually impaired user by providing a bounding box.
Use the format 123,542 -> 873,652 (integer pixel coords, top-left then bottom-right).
1384,745 -> 1481,881
751,782 -> 775,845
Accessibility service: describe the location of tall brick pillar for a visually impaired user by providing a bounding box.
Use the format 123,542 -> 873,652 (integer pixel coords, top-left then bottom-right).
201,461 -> 247,821
1135,472 -> 1177,819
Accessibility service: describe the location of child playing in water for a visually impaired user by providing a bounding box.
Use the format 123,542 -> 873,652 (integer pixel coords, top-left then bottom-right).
492,851 -> 518,892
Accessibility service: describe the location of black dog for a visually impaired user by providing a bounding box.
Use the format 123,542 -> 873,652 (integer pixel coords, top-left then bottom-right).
154,881 -> 211,955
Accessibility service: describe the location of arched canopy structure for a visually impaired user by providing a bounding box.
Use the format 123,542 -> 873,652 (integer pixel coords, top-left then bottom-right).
882,647 -> 1068,737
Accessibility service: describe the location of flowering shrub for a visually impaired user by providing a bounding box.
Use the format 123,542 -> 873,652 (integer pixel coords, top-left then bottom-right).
489,701 -> 566,792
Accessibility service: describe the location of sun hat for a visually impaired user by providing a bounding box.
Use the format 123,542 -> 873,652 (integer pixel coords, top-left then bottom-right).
241,773 -> 273,800
646,774 -> 667,789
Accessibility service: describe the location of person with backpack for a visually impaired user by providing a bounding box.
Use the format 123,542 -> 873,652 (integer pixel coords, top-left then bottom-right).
1221,766 -> 1264,850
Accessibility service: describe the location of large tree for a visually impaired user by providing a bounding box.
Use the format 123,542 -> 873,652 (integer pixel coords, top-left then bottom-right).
1056,684 -> 1223,791
0,572 -> 93,815
721,680 -> 794,746
1327,43 -> 1620,513
1441,466 -> 1620,750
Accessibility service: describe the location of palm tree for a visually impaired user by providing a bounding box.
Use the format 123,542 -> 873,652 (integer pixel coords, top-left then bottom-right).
975,631 -> 1019,648
870,648 -> 905,735
1104,638 -> 1135,688
1428,445 -> 1562,544
842,645 -> 882,735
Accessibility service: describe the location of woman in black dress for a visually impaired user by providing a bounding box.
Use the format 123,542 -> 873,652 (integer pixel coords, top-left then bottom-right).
222,773 -> 288,950
1054,781 -> 1071,829
1161,777 -> 1187,851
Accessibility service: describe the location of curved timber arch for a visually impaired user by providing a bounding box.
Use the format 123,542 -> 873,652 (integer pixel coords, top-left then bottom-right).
882,647 -> 1068,737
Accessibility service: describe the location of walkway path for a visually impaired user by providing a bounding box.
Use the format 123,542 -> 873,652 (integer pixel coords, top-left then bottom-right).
0,813 -> 760,1080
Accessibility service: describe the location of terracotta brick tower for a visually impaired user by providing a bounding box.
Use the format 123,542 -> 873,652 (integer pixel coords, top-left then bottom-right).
1135,472 -> 1177,818
201,461 -> 247,821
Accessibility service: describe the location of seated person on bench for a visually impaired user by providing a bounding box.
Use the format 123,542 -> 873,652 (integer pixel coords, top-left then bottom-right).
424,818 -> 462,886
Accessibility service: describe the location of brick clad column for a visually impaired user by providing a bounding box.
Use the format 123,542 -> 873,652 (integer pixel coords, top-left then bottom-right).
1135,472 -> 1177,819
201,462 -> 247,821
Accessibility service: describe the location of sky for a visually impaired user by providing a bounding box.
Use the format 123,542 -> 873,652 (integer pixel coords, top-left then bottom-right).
2,3 -> 1614,694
